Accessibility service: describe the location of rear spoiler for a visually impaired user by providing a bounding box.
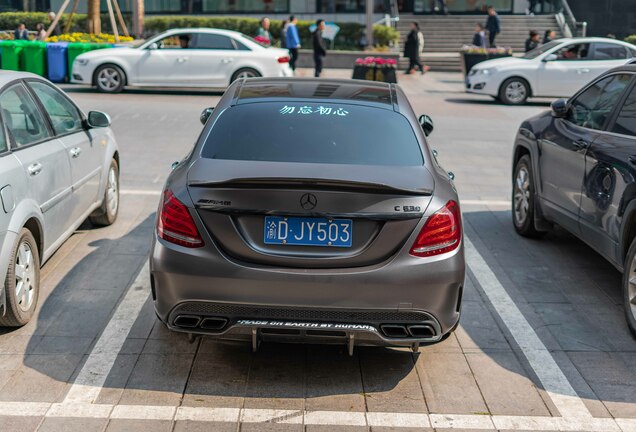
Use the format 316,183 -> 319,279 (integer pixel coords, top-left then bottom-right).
188,177 -> 433,196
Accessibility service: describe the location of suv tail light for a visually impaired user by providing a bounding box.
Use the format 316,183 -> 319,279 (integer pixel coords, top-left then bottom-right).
410,200 -> 461,257
157,190 -> 204,248
277,56 -> 290,63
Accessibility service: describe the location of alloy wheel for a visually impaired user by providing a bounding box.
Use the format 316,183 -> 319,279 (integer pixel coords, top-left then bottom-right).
514,166 -> 531,226
97,67 -> 122,91
236,70 -> 258,79
505,81 -> 527,104
629,259 -> 636,323
14,241 -> 36,313
106,165 -> 119,216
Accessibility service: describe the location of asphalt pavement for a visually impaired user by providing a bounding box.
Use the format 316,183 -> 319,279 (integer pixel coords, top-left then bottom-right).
0,69 -> 634,432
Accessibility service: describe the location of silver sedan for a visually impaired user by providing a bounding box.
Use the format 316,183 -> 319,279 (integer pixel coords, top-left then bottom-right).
0,71 -> 120,326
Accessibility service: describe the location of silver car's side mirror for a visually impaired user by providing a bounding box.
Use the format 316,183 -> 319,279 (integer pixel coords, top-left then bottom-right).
87,111 -> 111,128
200,107 -> 214,125
148,42 -> 159,50
543,53 -> 558,62
418,114 -> 434,136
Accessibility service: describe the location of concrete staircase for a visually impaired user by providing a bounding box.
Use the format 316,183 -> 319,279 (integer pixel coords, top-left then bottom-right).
396,14 -> 562,71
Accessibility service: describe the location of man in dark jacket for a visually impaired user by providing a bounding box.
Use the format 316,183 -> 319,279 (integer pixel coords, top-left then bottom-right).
404,22 -> 424,74
525,30 -> 541,52
312,19 -> 327,78
14,23 -> 28,40
472,23 -> 486,48
485,7 -> 500,48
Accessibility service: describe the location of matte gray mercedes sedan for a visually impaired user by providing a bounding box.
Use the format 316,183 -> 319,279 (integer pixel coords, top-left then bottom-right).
0,71 -> 119,327
150,78 -> 464,353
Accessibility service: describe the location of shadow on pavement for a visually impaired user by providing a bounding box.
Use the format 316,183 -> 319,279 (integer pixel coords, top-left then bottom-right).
445,97 -> 552,107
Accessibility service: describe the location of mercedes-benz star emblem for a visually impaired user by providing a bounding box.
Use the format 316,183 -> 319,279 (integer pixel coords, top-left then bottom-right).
300,193 -> 317,210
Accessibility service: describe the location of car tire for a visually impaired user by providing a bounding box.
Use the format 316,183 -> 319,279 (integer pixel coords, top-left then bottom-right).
512,155 -> 543,237
230,68 -> 261,84
89,159 -> 119,226
623,239 -> 636,338
499,77 -> 530,105
95,64 -> 126,93
0,228 -> 40,327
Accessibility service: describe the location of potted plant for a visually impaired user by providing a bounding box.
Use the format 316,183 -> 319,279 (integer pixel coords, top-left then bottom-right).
460,46 -> 513,77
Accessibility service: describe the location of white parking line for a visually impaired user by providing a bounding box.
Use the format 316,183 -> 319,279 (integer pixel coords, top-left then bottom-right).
120,189 -> 161,196
464,235 -> 592,419
61,261 -> 151,405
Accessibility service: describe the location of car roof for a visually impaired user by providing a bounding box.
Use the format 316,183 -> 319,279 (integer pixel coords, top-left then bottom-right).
233,78 -> 396,110
555,36 -> 635,46
0,70 -> 42,87
162,28 -> 244,37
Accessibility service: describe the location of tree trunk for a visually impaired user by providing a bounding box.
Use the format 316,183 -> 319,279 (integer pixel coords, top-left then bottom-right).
132,0 -> 144,38
88,0 -> 101,34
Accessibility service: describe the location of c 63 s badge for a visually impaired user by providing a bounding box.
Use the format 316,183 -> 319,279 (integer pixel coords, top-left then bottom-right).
394,205 -> 421,212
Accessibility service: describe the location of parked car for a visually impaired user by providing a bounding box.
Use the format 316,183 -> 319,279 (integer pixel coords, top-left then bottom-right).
466,37 -> 636,104
0,71 -> 119,326
71,28 -> 293,93
150,78 -> 465,353
511,64 -> 636,335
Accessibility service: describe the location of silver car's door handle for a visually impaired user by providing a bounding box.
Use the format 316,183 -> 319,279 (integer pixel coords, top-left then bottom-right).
70,147 -> 82,158
177,57 -> 188,63
28,163 -> 42,176
222,58 -> 234,64
577,68 -> 591,74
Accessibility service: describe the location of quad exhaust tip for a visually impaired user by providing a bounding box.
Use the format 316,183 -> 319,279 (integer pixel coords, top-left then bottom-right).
174,315 -> 201,328
174,315 -> 227,331
380,324 -> 436,339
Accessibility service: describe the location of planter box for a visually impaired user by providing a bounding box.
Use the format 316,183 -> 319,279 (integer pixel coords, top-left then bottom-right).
297,49 -> 399,69
352,65 -> 397,83
461,52 -> 511,77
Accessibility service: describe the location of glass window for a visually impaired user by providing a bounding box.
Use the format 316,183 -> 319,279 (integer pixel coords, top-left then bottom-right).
522,40 -> 561,60
0,120 -> 7,154
611,84 -> 636,137
193,33 -> 235,50
29,81 -> 83,136
591,43 -> 628,60
202,0 -> 288,13
555,43 -> 591,61
568,74 -> 632,130
155,33 -> 194,49
0,84 -> 51,148
201,102 -> 424,166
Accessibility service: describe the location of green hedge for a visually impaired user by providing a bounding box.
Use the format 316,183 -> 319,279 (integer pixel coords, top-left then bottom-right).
626,35 -> 636,46
0,12 -> 399,50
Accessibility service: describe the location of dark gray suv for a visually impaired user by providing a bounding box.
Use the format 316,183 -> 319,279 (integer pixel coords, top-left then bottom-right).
150,78 -> 465,353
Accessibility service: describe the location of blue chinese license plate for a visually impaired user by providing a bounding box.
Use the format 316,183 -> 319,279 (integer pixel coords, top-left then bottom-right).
264,216 -> 352,248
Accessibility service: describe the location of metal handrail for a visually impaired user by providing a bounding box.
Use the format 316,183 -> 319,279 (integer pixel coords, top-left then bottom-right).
556,0 -> 587,37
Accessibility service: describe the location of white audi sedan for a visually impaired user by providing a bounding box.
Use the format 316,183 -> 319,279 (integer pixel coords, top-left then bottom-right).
71,28 -> 293,93
466,37 -> 636,104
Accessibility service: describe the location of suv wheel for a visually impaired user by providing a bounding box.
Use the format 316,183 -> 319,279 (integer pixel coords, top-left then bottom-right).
512,155 -> 543,237
0,228 -> 40,327
499,78 -> 529,105
623,239 -> 636,337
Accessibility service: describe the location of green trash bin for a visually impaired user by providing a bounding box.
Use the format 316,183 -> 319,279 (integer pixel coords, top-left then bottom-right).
68,42 -> 111,78
24,41 -> 47,76
1,40 -> 28,71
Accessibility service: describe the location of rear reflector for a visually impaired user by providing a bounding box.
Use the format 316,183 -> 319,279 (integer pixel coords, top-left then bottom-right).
410,200 -> 461,257
277,56 -> 290,63
158,190 -> 204,248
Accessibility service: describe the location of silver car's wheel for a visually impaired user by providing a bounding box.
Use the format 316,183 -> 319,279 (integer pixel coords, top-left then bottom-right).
231,68 -> 261,83
89,159 -> 120,226
499,78 -> 529,105
95,65 -> 126,93
0,228 -> 40,327
623,239 -> 636,337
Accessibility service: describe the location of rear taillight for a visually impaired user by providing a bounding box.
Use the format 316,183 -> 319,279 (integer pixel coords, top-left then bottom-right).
157,190 -> 204,248
410,200 -> 461,257
277,56 -> 290,63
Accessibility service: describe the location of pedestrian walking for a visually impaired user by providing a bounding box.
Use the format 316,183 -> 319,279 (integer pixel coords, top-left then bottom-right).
285,16 -> 301,72
280,20 -> 288,48
312,19 -> 327,78
431,0 -> 448,14
48,11 -> 61,37
472,23 -> 487,48
256,17 -> 272,46
404,22 -> 425,75
485,6 -> 500,48
14,23 -> 28,40
543,29 -> 556,44
35,23 -> 46,41
525,30 -> 541,52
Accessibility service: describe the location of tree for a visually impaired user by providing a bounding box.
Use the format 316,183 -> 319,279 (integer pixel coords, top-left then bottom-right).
88,0 -> 101,34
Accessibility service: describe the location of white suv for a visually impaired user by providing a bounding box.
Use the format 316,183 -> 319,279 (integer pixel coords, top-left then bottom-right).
466,37 -> 636,104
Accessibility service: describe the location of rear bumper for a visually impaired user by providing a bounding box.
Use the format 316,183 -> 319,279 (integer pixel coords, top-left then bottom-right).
150,234 -> 465,347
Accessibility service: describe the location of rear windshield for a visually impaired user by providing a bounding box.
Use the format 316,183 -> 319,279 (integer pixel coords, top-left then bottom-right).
201,102 -> 424,166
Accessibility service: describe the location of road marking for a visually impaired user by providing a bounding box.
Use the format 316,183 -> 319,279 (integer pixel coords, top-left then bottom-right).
0,402 -> 630,430
120,189 -> 161,196
464,235 -> 592,419
61,261 -> 150,405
